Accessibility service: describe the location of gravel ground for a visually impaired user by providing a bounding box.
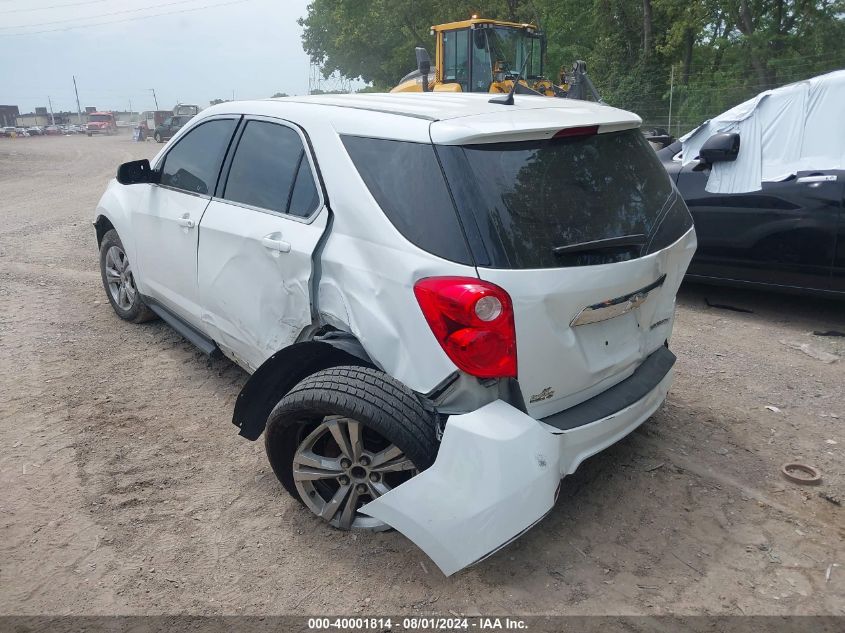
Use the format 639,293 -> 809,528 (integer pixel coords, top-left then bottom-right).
0,134 -> 843,616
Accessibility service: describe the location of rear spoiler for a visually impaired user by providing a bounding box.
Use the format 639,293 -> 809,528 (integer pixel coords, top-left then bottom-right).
430,109 -> 641,145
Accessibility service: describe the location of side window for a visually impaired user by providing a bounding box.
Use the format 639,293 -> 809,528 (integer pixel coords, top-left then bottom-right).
159,119 -> 237,195
341,135 -> 473,264
288,158 -> 320,217
223,120 -> 320,217
443,29 -> 469,90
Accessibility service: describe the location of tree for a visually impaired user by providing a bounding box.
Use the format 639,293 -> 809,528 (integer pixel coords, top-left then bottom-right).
299,0 -> 845,131
271,92 -> 290,98
300,1 -> 538,89
209,98 -> 229,106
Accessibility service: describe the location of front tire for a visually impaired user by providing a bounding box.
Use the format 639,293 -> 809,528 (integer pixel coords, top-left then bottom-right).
98,229 -> 155,323
265,366 -> 438,531
154,132 -> 162,143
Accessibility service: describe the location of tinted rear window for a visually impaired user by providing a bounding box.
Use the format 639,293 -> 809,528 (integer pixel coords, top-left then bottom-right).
437,129 -> 688,268
342,136 -> 473,265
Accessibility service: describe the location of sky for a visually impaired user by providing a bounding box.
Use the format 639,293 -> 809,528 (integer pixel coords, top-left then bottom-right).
0,0 -> 358,114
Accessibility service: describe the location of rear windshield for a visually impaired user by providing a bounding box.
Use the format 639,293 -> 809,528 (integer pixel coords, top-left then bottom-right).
437,129 -> 689,268
342,129 -> 690,269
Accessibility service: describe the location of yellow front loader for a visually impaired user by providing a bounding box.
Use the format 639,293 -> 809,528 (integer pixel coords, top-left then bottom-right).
391,17 -> 601,101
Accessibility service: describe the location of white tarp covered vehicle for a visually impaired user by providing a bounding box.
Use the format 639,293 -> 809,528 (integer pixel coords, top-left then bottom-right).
93,93 -> 696,575
681,69 -> 845,194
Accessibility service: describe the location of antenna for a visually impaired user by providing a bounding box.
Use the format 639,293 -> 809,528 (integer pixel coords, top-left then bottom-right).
489,53 -> 531,105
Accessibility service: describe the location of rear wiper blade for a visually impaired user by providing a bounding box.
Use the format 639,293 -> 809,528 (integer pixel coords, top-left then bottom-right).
552,234 -> 647,256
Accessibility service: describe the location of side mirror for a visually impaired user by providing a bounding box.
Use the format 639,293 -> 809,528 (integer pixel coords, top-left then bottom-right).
415,46 -> 431,92
117,159 -> 153,185
700,132 -> 740,164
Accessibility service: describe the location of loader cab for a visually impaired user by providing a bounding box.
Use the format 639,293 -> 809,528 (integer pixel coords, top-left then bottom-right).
393,18 -> 545,94
439,19 -> 544,92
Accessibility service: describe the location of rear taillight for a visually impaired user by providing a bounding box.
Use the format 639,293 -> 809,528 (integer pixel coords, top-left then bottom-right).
413,277 -> 517,379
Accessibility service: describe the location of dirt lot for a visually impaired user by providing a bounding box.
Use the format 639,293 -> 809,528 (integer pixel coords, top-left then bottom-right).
1,134 -> 843,616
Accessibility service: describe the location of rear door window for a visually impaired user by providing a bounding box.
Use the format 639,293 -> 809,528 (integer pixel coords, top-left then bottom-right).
222,119 -> 320,217
159,118 -> 238,195
437,129 -> 691,268
341,136 -> 473,265
288,157 -> 320,217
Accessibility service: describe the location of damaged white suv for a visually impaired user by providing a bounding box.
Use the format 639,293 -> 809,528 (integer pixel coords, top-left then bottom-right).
94,93 -> 696,575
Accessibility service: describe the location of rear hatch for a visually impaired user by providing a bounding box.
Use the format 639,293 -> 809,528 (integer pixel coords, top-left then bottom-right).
434,120 -> 696,419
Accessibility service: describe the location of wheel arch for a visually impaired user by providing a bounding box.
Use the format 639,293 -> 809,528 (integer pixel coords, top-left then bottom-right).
232,336 -> 376,441
94,213 -> 115,247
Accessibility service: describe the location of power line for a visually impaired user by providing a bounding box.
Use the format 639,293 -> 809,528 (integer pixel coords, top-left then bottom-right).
0,0 -> 112,15
0,0 -> 217,30
0,0 -> 253,36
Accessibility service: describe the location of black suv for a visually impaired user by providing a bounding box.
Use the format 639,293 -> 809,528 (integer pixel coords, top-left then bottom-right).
658,139 -> 844,297
153,115 -> 189,143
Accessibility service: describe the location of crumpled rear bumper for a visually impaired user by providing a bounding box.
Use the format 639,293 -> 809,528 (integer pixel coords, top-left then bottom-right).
360,367 -> 673,576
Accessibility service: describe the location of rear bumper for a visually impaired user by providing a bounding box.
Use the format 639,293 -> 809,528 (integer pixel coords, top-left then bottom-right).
360,362 -> 673,576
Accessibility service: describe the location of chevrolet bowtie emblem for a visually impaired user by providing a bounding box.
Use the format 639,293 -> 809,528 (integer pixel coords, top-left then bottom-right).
570,276 -> 667,327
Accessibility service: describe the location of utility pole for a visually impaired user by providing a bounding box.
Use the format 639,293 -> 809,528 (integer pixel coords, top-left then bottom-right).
668,64 -> 674,134
72,75 -> 83,125
48,96 -> 55,125
149,88 -> 159,110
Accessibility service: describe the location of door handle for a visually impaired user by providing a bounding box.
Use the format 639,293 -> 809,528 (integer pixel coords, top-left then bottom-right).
796,175 -> 837,184
176,214 -> 195,228
262,234 -> 291,253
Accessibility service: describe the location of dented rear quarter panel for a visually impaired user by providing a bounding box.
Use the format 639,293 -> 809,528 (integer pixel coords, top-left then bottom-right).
303,116 -> 478,394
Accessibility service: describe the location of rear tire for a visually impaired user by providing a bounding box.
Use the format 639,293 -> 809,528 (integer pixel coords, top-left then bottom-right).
265,366 -> 438,530
98,229 -> 156,323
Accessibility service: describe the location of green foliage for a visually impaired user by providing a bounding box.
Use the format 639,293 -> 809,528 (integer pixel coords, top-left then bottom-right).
300,1 -> 535,88
301,0 -> 845,133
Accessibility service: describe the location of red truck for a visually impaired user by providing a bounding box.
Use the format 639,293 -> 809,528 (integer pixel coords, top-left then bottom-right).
86,112 -> 117,136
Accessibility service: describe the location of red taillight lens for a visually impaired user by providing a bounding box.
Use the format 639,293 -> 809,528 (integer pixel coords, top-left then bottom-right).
413,277 -> 517,378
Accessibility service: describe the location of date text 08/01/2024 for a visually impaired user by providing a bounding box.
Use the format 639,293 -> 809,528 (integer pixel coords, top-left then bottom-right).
307,617 -> 529,630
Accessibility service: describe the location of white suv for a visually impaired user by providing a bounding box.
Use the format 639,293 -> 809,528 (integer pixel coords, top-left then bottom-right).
94,93 -> 696,575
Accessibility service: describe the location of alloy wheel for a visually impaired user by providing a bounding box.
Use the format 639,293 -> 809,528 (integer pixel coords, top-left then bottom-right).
292,415 -> 417,530
104,245 -> 137,311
